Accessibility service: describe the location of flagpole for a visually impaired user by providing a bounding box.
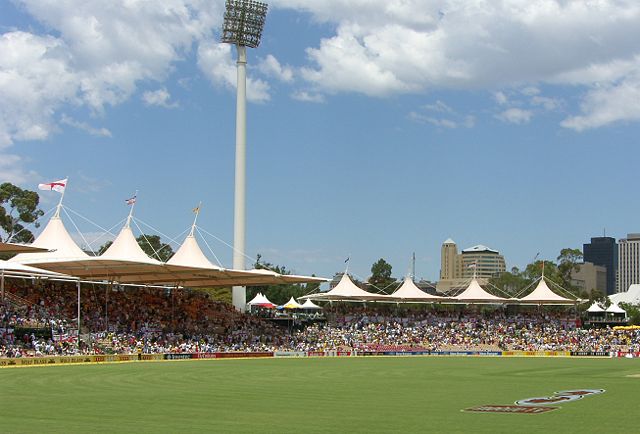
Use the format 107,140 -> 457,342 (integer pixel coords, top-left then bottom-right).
126,190 -> 138,227
54,176 -> 68,218
190,202 -> 202,237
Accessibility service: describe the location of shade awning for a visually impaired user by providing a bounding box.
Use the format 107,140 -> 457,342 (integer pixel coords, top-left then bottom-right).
517,277 -> 577,305
0,242 -> 50,254
387,277 -> 449,303
453,279 -> 509,304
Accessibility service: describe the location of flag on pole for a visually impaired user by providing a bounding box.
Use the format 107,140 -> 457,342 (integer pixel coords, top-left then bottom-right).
468,263 -> 477,269
344,257 -> 350,263
193,205 -> 200,214
38,178 -> 67,193
125,195 -> 137,205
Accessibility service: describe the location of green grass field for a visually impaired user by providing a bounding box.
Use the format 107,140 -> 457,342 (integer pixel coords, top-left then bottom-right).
0,357 -> 638,433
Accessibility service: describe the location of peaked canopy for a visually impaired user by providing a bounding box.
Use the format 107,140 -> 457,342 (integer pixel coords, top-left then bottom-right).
587,302 -> 605,313
518,277 -> 577,305
283,296 -> 303,309
453,278 -> 509,304
300,273 -> 378,301
247,292 -> 275,308
388,277 -> 448,303
606,303 -> 626,315
0,242 -> 49,254
11,215 -> 327,287
10,216 -> 89,264
301,299 -> 322,310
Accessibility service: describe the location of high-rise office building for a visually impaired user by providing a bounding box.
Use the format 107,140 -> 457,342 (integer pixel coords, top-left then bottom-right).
583,236 -> 617,295
617,233 -> 640,293
437,239 -> 505,292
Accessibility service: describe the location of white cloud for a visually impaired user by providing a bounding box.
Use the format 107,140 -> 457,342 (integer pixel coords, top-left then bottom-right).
142,88 -> 178,108
493,91 -> 508,105
259,54 -> 294,82
0,153 -> 39,185
197,41 -> 271,103
0,1 -> 223,148
409,103 -> 475,128
60,114 -> 112,137
561,73 -> 640,131
497,108 -> 532,124
275,0 -> 640,128
423,100 -> 453,113
291,91 -> 325,103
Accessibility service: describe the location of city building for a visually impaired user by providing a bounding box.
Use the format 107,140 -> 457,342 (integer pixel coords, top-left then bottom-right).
618,234 -> 640,292
437,239 -> 506,293
571,262 -> 607,294
583,236 -> 617,295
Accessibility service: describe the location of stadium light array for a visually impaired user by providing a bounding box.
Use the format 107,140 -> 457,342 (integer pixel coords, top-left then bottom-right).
221,0 -> 268,312
222,0 -> 268,48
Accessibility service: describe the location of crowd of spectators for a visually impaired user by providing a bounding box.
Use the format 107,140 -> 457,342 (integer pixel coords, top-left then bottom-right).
2,280 -> 640,358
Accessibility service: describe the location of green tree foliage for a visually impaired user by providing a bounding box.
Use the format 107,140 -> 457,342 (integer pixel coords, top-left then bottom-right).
368,258 -> 398,293
0,182 -> 44,243
619,303 -> 640,325
489,252 -> 582,297
557,248 -> 584,292
246,254 -> 316,305
97,234 -> 174,261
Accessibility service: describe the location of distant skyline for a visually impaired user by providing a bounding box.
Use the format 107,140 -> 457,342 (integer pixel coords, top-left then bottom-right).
2,1 -> 640,284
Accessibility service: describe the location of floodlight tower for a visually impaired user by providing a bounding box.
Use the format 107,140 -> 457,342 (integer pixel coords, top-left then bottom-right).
222,0 -> 268,312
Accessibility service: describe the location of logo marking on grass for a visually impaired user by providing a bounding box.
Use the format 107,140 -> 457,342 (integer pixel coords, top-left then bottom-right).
464,405 -> 558,414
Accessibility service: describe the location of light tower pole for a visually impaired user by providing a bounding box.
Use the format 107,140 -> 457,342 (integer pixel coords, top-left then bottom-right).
222,0 -> 268,312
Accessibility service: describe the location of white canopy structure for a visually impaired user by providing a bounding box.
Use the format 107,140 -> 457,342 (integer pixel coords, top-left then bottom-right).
301,299 -> 322,310
452,278 -> 509,304
10,215 -> 89,264
517,277 -> 577,305
606,303 -> 627,315
282,296 -> 303,309
387,277 -> 448,303
300,273 -> 379,301
586,302 -> 605,313
0,242 -> 49,254
247,292 -> 276,308
11,213 -> 327,287
609,284 -> 640,305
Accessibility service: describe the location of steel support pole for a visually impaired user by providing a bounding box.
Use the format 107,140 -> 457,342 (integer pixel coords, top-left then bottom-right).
77,281 -> 81,351
232,44 -> 248,312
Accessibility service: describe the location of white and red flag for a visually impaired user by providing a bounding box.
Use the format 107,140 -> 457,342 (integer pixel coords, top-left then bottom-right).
38,178 -> 67,193
125,195 -> 137,205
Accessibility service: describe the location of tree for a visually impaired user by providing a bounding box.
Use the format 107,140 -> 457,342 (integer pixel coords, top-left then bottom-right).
368,258 -> 397,293
557,248 -> 583,293
97,234 -> 174,261
246,254 -> 312,305
0,182 -> 44,243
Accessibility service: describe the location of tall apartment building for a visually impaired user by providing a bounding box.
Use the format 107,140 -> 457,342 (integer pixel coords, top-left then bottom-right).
618,234 -> 640,292
437,239 -> 506,292
583,236 -> 617,295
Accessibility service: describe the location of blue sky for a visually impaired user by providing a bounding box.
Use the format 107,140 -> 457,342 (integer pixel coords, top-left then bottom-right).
2,1 -> 640,283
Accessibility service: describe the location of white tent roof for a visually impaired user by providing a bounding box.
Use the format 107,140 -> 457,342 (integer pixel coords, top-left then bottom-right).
283,296 -> 304,309
166,233 -> 223,270
610,284 -> 640,305
606,303 -> 626,314
100,224 -> 161,264
453,278 -> 508,303
0,242 -> 49,254
248,292 -> 275,307
388,277 -> 448,303
0,259 -> 77,280
12,215 -> 328,287
301,273 -> 379,301
10,216 -> 89,264
518,277 -> 576,305
301,299 -> 322,309
587,302 -> 605,313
